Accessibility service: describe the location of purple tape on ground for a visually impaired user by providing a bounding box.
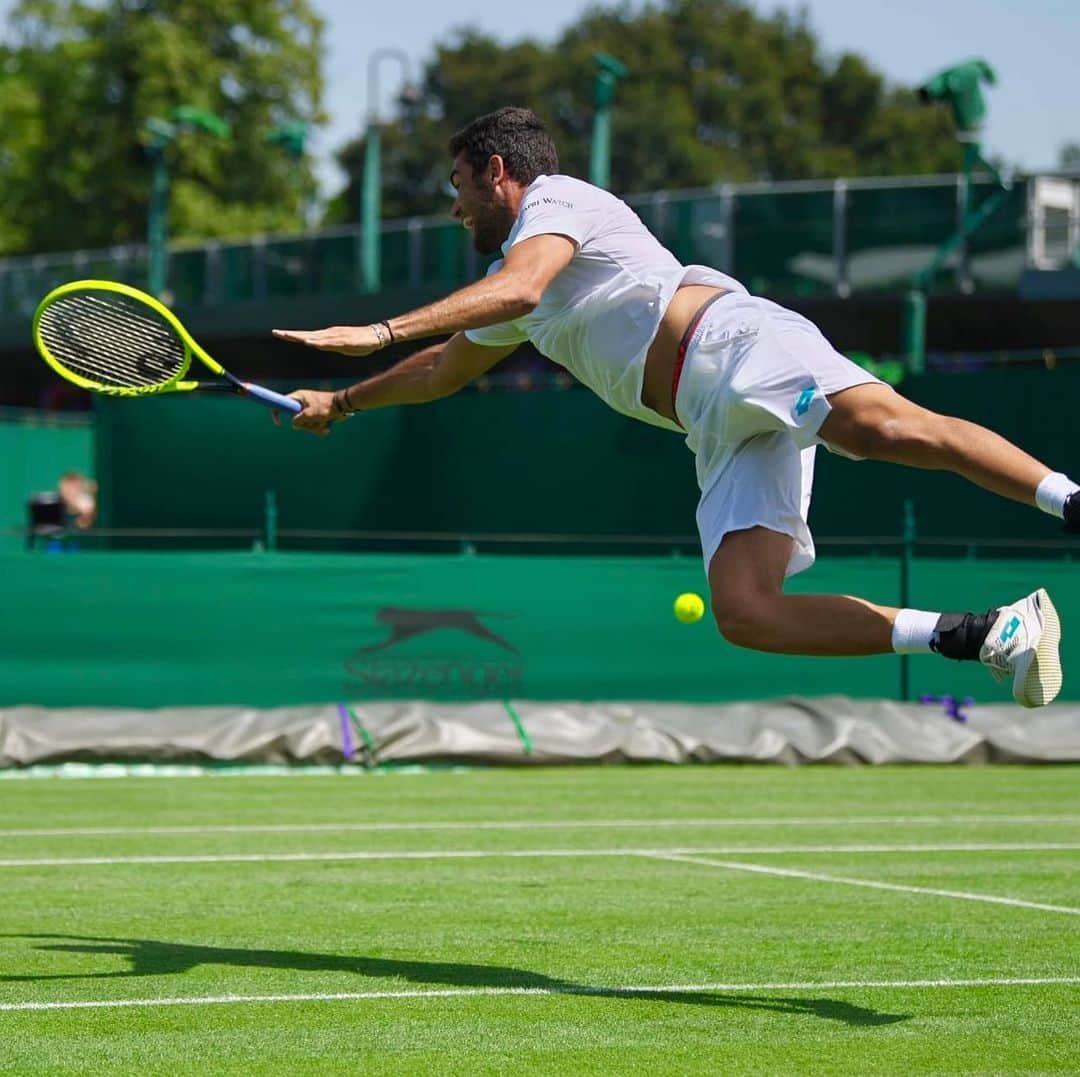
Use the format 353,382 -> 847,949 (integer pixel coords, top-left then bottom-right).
336,703 -> 355,761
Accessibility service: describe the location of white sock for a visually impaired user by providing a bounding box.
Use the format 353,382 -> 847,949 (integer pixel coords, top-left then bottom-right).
891,609 -> 940,654
1034,472 -> 1079,518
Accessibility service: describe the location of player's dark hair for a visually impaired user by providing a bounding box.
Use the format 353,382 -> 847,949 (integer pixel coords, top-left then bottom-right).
449,107 -> 559,185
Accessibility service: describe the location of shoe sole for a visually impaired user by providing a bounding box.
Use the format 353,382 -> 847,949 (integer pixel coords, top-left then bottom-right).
1017,588 -> 1063,707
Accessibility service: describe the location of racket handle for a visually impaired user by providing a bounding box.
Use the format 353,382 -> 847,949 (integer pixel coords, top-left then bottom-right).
240,382 -> 304,414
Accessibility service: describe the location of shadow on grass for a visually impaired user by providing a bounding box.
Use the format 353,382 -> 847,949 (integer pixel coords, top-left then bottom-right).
0,934 -> 907,1027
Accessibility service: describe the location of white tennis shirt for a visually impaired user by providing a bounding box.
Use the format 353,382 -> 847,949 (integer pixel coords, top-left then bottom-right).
464,174 -> 746,432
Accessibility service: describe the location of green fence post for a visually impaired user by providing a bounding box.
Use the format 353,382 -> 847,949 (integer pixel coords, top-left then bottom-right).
147,147 -> 169,298
902,289 -> 927,376
359,50 -> 411,293
589,53 -> 629,190
439,225 -> 460,288
264,489 -> 278,552
899,499 -> 916,701
359,124 -> 381,292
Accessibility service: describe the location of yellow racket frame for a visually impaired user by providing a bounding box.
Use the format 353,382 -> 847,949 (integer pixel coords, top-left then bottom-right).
32,279 -> 229,397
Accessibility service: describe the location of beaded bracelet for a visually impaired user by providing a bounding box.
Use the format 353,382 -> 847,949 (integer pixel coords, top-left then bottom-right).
333,388 -> 356,419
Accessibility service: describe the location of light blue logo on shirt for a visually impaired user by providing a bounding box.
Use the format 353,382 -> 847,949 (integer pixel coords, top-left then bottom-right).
795,388 -> 815,417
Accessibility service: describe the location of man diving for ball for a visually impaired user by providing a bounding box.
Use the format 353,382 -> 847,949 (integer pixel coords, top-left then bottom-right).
274,106 -> 1074,707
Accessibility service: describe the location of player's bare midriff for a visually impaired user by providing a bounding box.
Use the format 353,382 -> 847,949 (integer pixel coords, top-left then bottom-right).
640,284 -> 728,424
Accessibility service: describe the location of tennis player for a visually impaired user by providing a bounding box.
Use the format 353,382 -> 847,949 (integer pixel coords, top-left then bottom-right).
275,106 -> 1075,707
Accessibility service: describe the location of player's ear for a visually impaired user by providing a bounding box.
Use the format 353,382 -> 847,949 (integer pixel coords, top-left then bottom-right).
488,154 -> 506,186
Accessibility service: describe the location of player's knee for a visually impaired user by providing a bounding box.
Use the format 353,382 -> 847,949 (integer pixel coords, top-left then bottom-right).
711,592 -> 775,650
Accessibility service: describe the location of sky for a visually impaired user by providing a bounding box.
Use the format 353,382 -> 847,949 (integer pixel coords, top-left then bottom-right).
309,0 -> 1079,197
1,0 -> 1077,199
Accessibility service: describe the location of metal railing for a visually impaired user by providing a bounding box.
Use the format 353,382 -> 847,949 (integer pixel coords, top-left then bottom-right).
0,170 -> 1070,321
12,525 -> 1080,560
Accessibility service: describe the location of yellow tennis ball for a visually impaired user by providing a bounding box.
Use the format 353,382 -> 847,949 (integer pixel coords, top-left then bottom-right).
674,592 -> 705,624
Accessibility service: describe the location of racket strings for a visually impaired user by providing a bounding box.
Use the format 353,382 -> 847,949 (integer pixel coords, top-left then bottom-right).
38,292 -> 187,389
39,300 -> 181,387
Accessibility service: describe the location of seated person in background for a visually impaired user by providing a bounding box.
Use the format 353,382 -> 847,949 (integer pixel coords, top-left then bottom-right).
58,471 -> 97,530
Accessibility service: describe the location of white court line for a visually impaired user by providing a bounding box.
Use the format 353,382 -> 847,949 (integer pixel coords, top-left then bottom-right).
651,854 -> 1080,916
3,814 -> 1078,838
1,977 -> 1078,1013
1,842 -> 1078,869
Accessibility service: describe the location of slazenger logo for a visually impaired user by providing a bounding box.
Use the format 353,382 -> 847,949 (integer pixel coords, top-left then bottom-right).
344,607 -> 522,698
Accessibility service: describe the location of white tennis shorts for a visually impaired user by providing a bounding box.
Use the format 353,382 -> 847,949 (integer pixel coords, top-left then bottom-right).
674,292 -> 883,578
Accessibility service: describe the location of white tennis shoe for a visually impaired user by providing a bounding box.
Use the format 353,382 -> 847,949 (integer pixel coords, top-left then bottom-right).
979,588 -> 1062,707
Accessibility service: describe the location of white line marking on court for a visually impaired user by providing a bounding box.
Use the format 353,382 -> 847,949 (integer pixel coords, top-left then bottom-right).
650,854 -> 1080,916
1,977 -> 1078,1013
2,814 -> 1078,838
0,842 -> 1078,869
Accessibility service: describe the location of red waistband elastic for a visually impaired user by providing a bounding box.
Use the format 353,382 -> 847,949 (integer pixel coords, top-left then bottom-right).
671,291 -> 728,428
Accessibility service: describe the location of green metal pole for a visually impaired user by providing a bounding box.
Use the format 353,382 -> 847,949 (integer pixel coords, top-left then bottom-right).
589,84 -> 613,190
899,499 -> 916,702
589,54 -> 627,191
901,288 -> 927,375
360,123 -> 381,292
957,142 -> 976,288
264,489 -> 278,552
147,147 -> 169,297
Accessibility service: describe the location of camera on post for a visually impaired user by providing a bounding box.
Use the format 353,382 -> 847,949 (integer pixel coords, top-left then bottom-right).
917,59 -> 997,136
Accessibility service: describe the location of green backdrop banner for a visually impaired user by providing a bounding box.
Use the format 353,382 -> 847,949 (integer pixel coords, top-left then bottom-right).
3,551 -> 1076,708
94,365 -> 1080,547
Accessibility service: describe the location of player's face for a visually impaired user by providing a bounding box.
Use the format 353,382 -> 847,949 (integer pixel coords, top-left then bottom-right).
449,153 -> 516,255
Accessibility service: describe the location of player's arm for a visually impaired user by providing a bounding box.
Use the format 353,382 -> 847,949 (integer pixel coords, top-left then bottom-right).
272,233 -> 577,356
347,332 -> 519,408
280,333 -> 520,436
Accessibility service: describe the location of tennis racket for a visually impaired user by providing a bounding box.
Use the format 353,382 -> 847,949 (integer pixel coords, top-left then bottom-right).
32,279 -> 303,414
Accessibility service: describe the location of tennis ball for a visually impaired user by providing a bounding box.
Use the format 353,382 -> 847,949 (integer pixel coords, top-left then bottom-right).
674,592 -> 705,624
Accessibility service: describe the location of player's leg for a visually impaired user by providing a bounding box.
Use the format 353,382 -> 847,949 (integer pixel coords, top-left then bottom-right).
697,433 -> 1061,706
677,296 -> 1063,704
707,524 -> 1061,706
817,382 -> 1080,524
707,525 -> 895,655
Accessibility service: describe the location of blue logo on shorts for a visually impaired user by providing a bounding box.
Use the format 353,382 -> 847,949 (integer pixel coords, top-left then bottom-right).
795,388 -> 815,417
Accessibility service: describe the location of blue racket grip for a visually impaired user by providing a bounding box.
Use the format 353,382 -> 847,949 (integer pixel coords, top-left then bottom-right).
241,382 -> 304,414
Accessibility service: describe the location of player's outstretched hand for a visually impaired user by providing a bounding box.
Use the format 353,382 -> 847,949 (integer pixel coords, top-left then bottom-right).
272,389 -> 345,437
273,325 -> 382,356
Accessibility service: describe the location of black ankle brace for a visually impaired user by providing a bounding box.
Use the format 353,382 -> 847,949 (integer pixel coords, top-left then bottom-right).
1064,491 -> 1080,534
931,609 -> 999,661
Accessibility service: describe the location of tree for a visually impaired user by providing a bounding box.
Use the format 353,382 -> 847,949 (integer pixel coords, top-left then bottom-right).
0,0 -> 324,255
327,0 -> 964,224
1059,143 -> 1080,168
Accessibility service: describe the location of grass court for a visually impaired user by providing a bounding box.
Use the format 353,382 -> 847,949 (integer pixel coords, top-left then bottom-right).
1,764 -> 1077,1074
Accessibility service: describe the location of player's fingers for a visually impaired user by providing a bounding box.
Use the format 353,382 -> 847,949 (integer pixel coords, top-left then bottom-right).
290,410 -> 331,436
273,329 -> 344,350
273,328 -> 368,355
273,329 -> 322,348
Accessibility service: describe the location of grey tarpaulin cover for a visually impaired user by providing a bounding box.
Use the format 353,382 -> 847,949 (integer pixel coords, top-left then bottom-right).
2,697 -> 1079,767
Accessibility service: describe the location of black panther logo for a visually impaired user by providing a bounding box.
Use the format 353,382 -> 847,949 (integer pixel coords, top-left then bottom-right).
354,607 -> 518,655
